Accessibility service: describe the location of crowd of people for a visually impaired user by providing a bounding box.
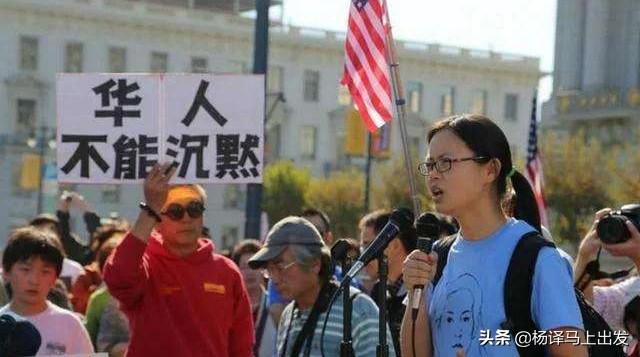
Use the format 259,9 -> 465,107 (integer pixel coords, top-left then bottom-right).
0,114 -> 639,357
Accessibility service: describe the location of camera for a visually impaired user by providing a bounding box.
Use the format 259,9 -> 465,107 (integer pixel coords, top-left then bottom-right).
596,204 -> 640,244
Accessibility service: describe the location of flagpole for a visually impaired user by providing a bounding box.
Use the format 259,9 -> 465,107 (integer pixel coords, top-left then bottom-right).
382,0 -> 420,217
364,131 -> 373,212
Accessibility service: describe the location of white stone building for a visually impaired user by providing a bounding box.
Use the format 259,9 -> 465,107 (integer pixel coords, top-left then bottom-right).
0,0 -> 541,249
542,0 -> 640,143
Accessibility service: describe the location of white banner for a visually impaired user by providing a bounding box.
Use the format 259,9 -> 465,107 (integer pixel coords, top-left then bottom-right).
56,74 -> 264,184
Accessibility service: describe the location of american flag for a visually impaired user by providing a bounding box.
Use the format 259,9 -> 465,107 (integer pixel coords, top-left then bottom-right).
525,90 -> 549,228
341,0 -> 393,132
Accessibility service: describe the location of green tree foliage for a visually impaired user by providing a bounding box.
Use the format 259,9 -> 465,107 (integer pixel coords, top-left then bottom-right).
541,131 -> 613,242
262,160 -> 310,225
372,159 -> 433,213
305,170 -> 365,239
608,131 -> 640,206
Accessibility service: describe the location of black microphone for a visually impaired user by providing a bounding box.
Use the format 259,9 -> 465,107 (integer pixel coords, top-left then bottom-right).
342,208 -> 414,284
411,213 -> 441,320
331,239 -> 359,272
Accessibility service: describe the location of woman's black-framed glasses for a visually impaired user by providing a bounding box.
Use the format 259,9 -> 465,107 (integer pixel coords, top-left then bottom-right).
417,156 -> 490,176
161,201 -> 206,221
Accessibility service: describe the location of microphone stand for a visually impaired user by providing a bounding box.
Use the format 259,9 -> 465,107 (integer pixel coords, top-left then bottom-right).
376,253 -> 389,357
340,260 -> 354,357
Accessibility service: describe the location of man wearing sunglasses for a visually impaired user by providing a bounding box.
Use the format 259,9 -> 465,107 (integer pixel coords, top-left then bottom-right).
103,163 -> 254,357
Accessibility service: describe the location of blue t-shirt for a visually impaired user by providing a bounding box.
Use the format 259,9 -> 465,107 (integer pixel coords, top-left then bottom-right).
427,218 -> 583,357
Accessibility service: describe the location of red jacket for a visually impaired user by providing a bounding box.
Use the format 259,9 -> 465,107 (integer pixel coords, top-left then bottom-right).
103,232 -> 254,357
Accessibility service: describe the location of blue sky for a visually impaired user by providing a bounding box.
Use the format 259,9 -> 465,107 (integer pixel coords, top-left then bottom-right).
275,0 -> 557,101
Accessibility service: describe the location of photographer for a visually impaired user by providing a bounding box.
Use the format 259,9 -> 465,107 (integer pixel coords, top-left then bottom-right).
575,207 -> 640,333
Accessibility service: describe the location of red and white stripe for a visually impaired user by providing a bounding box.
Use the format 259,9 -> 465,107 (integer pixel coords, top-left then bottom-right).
341,0 -> 393,132
526,157 -> 549,228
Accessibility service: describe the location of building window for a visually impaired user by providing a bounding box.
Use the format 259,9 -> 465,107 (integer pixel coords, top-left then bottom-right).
108,47 -> 127,72
300,125 -> 317,159
471,89 -> 487,115
505,94 -> 519,121
223,186 -> 242,209
338,85 -> 351,105
191,57 -> 208,73
221,226 -> 239,250
268,66 -> 284,93
150,52 -> 168,73
64,42 -> 84,73
101,185 -> 121,204
16,99 -> 36,137
19,36 -> 38,71
266,124 -> 282,159
303,70 -> 320,102
407,81 -> 423,113
441,86 -> 455,116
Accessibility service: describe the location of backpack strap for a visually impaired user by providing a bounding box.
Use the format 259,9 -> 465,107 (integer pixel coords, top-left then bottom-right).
289,281 -> 338,357
432,234 -> 457,287
503,231 -> 554,357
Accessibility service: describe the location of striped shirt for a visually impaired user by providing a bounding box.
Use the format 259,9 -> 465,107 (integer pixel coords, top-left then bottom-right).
276,287 -> 396,357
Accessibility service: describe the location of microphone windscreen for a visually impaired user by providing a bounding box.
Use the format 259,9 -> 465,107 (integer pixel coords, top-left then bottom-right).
331,239 -> 352,261
390,208 -> 414,231
416,212 -> 441,238
14,320 -> 42,355
0,314 -> 42,356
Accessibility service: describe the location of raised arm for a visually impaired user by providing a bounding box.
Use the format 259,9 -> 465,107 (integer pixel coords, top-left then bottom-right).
103,163 -> 175,310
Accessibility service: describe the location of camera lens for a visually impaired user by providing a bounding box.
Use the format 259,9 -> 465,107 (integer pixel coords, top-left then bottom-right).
597,215 -> 630,244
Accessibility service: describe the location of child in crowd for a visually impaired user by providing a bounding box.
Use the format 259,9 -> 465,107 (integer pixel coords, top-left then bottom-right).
0,226 -> 93,355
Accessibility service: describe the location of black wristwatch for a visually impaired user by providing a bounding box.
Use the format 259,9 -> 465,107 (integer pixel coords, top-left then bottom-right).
139,202 -> 162,223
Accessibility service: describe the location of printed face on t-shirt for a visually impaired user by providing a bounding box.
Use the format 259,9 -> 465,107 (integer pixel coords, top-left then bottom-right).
434,273 -> 484,357
4,257 -> 58,307
441,289 -> 475,350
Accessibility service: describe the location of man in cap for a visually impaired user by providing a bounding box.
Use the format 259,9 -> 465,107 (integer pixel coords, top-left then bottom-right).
249,216 -> 395,356
103,163 -> 254,357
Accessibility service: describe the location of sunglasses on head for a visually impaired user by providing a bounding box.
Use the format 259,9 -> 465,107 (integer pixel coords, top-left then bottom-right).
161,201 -> 206,221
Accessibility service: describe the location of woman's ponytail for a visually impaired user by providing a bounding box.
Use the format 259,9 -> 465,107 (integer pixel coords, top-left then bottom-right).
509,170 -> 541,232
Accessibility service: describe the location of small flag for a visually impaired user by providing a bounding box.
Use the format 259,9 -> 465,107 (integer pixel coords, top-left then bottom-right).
341,0 -> 393,132
525,90 -> 549,228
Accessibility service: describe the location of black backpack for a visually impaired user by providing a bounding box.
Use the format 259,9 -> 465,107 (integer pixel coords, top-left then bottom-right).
432,231 -> 626,357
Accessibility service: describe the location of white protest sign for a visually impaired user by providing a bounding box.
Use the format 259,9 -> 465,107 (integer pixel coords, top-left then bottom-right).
57,74 -> 264,184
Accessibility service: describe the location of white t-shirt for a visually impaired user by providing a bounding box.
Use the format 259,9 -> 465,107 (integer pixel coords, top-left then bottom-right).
0,301 -> 93,355
594,276 -> 640,331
